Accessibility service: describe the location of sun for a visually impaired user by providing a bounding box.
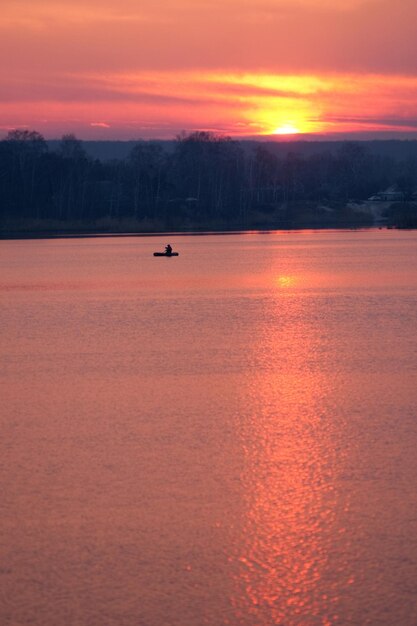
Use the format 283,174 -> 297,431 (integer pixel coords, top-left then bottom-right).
273,123 -> 301,135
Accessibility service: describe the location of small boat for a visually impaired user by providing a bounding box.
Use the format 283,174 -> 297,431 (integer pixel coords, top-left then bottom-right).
153,251 -> 179,257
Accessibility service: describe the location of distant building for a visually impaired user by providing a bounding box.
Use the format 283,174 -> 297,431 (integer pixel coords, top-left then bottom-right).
367,186 -> 404,202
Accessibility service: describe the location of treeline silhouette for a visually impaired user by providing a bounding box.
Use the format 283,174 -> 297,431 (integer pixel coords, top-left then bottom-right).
1,129 -> 417,234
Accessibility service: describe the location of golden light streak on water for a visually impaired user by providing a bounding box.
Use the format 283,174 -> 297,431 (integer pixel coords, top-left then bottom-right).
228,273 -> 349,624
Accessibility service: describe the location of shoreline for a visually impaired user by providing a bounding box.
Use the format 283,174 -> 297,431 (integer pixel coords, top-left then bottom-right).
0,225 -> 391,241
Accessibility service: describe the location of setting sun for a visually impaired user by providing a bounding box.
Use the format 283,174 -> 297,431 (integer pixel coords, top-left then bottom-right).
274,123 -> 301,135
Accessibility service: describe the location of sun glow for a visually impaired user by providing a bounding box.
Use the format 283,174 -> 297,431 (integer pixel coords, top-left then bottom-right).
274,123 -> 301,135
3,66 -> 417,139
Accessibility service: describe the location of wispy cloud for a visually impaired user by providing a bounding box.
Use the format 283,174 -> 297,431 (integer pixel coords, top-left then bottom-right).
1,69 -> 417,139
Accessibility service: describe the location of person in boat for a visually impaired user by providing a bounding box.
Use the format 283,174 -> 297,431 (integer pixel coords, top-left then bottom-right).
165,244 -> 173,255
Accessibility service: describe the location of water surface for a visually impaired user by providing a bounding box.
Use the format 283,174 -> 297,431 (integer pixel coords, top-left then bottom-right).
2,230 -> 417,625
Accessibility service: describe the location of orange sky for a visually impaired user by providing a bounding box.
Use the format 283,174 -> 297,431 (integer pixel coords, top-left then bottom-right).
1,0 -> 417,139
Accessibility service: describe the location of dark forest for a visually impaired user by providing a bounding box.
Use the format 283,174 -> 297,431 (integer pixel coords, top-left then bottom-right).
1,130 -> 417,236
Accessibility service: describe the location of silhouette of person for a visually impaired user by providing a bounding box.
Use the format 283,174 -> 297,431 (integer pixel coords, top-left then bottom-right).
165,244 -> 173,255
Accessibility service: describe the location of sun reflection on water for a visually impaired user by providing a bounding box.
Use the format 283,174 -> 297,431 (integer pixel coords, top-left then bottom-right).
232,284 -> 344,624
276,275 -> 297,289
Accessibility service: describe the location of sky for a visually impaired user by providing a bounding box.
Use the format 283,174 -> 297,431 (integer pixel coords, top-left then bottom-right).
1,0 -> 417,140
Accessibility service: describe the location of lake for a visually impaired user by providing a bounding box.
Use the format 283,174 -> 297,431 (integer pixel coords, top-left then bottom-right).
1,230 -> 417,625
